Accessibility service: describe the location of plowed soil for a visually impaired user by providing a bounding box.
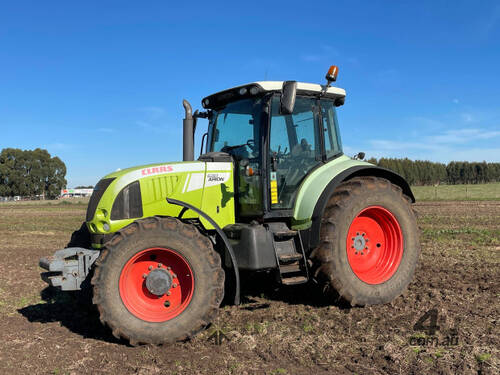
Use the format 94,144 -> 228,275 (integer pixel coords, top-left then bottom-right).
0,201 -> 498,375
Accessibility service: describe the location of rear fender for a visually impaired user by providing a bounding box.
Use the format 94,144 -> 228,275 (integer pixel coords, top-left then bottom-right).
306,165 -> 414,250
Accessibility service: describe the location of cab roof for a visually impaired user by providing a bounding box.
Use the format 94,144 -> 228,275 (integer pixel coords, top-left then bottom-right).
201,81 -> 346,110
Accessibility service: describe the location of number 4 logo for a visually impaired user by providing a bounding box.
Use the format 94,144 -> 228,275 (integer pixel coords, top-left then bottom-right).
413,309 -> 440,336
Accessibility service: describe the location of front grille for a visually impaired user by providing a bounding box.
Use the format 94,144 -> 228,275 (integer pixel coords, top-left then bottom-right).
86,178 -> 115,221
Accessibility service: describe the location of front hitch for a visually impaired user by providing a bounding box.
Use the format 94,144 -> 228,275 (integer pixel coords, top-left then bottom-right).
39,247 -> 100,290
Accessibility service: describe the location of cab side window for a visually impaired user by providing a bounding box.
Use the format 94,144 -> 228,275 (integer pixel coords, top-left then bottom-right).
320,99 -> 343,159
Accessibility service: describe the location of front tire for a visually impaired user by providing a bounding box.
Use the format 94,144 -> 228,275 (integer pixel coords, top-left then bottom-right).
91,216 -> 225,345
310,177 -> 420,306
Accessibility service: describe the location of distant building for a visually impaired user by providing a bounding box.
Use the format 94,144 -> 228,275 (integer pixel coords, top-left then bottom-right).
60,188 -> 93,198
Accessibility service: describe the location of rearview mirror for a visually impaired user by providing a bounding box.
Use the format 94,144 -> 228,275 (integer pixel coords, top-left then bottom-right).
280,81 -> 297,115
353,152 -> 365,160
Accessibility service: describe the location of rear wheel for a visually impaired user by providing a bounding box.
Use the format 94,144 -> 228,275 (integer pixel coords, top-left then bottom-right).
310,177 -> 420,306
92,216 -> 224,345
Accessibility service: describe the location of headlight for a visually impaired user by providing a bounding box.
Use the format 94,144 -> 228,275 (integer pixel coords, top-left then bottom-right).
86,178 -> 115,221
111,181 -> 143,220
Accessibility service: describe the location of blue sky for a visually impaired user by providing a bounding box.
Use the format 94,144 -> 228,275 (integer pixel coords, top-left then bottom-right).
1,1 -> 499,187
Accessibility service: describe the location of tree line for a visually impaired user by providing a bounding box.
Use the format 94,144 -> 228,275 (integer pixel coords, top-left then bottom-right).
366,157 -> 500,186
0,148 -> 67,199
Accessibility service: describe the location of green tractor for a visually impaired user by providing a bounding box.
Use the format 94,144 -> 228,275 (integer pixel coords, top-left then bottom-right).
40,66 -> 420,345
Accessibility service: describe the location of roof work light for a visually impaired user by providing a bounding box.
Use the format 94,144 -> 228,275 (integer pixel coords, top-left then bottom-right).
325,65 -> 339,83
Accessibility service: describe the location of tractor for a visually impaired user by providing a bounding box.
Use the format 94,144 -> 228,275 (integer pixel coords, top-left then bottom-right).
40,66 -> 420,345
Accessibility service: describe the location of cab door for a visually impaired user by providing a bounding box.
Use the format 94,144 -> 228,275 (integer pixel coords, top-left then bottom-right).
268,96 -> 323,209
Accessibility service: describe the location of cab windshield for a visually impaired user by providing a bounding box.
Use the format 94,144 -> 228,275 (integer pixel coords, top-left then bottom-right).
207,98 -> 263,160
207,97 -> 264,216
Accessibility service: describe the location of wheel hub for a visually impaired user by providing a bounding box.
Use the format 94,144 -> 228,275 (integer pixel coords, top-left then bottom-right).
352,234 -> 367,252
119,247 -> 194,322
145,268 -> 173,296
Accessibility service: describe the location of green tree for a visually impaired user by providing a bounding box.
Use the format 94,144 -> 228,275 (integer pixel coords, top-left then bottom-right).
45,156 -> 66,199
0,148 -> 67,199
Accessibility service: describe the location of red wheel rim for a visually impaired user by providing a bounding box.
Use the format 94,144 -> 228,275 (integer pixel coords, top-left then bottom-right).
119,247 -> 194,322
346,206 -> 403,284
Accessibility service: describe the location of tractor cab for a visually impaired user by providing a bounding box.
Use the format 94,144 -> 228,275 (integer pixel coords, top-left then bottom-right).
198,78 -> 346,220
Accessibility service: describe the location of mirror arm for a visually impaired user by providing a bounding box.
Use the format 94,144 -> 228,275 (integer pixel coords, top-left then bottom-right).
200,133 -> 208,156
194,110 -> 209,119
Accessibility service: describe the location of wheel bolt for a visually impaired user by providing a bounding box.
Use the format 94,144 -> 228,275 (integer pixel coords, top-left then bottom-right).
362,233 -> 365,236
142,273 -> 147,279
167,266 -> 171,271
167,291 -> 171,296
356,232 -> 359,235
164,301 -> 170,307
158,263 -> 162,268
172,283 -> 178,288
351,237 -> 354,240
172,273 -> 177,279
355,251 -> 358,255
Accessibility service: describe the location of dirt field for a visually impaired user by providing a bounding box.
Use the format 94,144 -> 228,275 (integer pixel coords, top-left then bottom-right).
0,201 -> 498,374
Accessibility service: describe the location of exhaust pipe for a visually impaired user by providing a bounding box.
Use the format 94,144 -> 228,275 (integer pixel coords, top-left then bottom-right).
182,99 -> 194,161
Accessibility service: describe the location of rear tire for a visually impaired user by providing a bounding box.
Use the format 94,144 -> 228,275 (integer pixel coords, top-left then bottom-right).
91,216 -> 224,345
310,177 -> 420,306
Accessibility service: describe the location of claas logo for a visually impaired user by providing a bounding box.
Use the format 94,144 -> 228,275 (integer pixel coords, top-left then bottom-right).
141,165 -> 174,176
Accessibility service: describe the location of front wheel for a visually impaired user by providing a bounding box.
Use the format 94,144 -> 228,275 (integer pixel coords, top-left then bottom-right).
311,177 -> 420,306
91,216 -> 225,345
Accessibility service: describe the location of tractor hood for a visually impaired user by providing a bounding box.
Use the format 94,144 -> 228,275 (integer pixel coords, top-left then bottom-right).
86,160 -> 235,238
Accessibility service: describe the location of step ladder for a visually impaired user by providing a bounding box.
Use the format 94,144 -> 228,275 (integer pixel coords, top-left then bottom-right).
267,222 -> 309,286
